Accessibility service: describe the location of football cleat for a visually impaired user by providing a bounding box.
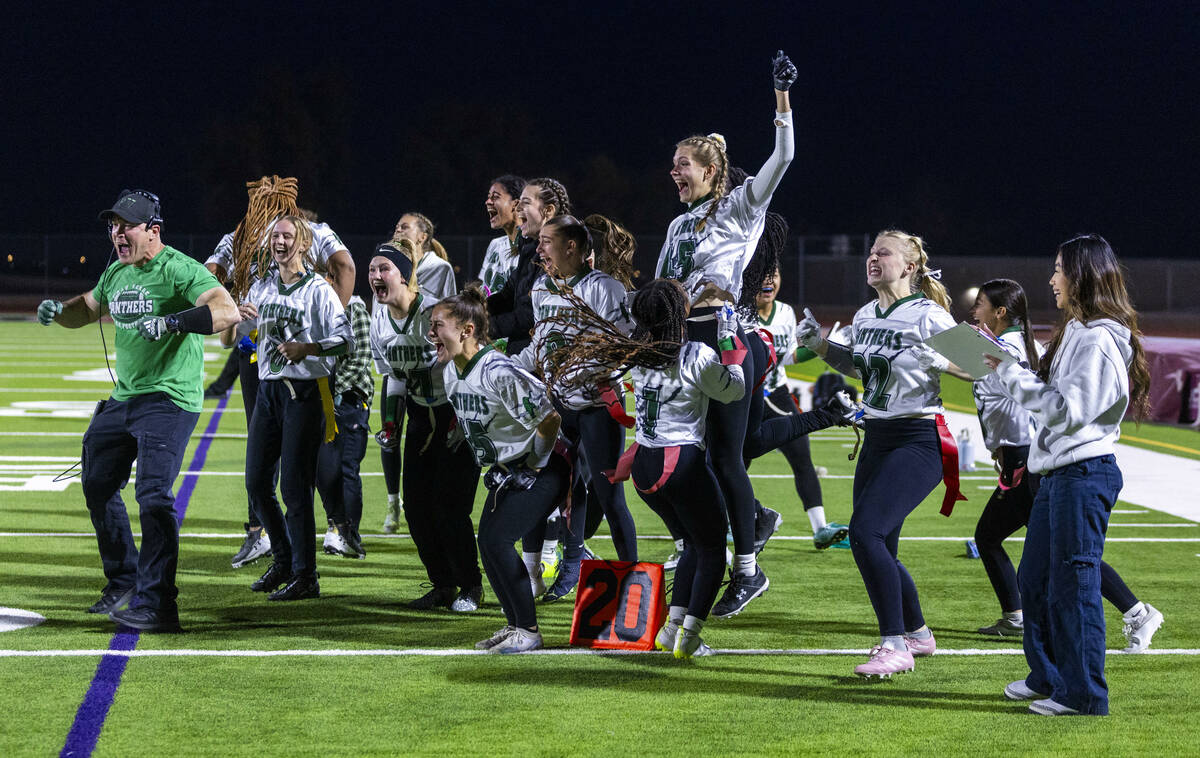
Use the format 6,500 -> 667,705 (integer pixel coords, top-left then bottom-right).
854,645 -> 914,679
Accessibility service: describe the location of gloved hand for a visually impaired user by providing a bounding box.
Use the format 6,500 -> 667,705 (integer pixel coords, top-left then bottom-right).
37,299 -> 63,325
912,342 -> 949,373
825,390 -> 864,427
375,421 -> 400,451
137,316 -> 169,341
772,50 -> 798,91
796,307 -> 824,351
716,302 -> 738,348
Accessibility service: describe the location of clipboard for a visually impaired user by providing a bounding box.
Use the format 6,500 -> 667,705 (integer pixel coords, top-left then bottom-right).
923,322 -> 1015,380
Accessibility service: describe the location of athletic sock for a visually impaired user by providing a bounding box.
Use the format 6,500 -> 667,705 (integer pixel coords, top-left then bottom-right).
1004,610 -> 1023,624
522,552 -> 540,579
387,492 -> 401,508
668,605 -> 686,625
673,538 -> 685,553
733,553 -> 756,577
881,635 -> 908,652
541,539 -> 558,563
1123,601 -> 1147,621
807,506 -> 827,532
682,614 -> 705,635
906,625 -> 932,640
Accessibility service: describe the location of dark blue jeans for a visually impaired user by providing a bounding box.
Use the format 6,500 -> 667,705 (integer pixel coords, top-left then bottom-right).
316,394 -> 370,529
81,393 -> 200,612
1019,454 -> 1122,715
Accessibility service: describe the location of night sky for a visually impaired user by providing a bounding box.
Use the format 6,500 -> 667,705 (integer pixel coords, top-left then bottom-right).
2,1 -> 1195,260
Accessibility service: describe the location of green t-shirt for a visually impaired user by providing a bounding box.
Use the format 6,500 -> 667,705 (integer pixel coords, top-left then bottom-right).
93,245 -> 221,412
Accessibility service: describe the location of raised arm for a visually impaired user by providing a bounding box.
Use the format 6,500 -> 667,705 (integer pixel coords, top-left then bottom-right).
746,51 -> 797,209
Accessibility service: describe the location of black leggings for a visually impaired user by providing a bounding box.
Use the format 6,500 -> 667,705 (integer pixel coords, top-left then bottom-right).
633,444 -> 727,619
402,400 -> 482,589
554,405 -> 637,562
750,386 -> 824,510
379,375 -> 406,496
478,457 -> 570,629
238,349 -> 277,529
975,445 -> 1138,614
688,307 -> 755,555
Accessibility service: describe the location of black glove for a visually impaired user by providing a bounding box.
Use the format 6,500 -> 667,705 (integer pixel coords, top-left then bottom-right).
772,50 -> 797,91
484,465 -> 538,494
823,390 -> 863,427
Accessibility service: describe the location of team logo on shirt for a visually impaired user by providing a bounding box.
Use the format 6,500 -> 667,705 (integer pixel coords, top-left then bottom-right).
259,302 -> 305,375
108,286 -> 155,329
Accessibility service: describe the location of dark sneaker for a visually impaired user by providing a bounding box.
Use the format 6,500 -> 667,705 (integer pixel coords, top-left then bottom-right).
250,562 -> 291,593
109,606 -> 181,633
978,617 -> 1024,638
711,567 -> 770,618
231,524 -> 271,568
268,573 -> 320,601
86,586 -> 135,614
542,558 -> 581,603
450,585 -> 484,612
753,505 -> 783,554
408,586 -> 456,610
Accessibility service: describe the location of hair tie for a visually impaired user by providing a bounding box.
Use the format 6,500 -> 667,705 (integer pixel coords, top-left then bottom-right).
925,268 -> 943,281
707,132 -> 727,152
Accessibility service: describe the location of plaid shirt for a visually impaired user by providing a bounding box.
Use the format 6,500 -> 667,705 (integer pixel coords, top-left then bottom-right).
333,296 -> 374,404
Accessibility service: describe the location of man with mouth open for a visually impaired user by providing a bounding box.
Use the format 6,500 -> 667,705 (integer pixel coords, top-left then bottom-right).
37,189 -> 239,632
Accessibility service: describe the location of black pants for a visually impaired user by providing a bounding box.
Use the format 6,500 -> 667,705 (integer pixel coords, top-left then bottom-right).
246,378 -> 324,577
555,404 -> 637,561
975,446 -> 1138,614
81,394 -> 199,612
238,350 -> 278,530
752,386 -> 824,510
478,457 -> 570,629
688,307 -> 755,556
316,394 -> 370,529
633,444 -> 727,619
207,350 -> 240,394
379,375 -> 406,496
402,400 -> 483,589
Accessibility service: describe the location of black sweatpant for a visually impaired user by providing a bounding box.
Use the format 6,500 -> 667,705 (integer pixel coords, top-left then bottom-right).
975,445 -> 1139,614
555,404 -> 637,561
238,349 -> 277,530
402,400 -> 483,589
379,375 -> 406,496
752,386 -> 824,510
246,378 -> 325,578
633,444 -> 727,619
478,456 -> 570,629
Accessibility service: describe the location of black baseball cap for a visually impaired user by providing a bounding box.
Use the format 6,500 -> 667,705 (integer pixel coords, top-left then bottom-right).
98,189 -> 163,227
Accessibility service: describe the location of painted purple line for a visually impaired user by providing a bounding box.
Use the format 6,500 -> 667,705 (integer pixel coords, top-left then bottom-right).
60,394 -> 228,758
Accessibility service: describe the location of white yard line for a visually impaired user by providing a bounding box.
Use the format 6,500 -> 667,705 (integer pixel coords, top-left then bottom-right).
1,532 -> 1197,543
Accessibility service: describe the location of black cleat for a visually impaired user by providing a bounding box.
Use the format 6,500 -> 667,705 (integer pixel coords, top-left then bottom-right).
268,573 -> 320,601
753,505 -> 783,554
250,562 -> 291,593
407,586 -> 456,610
86,586 -> 135,615
711,567 -> 770,618
109,606 -> 181,633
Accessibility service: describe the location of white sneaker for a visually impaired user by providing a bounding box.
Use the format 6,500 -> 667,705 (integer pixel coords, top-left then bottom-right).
655,620 -> 680,652
1004,679 -> 1047,701
529,567 -> 546,598
492,627 -> 543,654
1122,604 -> 1164,653
674,629 -> 715,659
474,626 -> 515,650
1029,698 -> 1079,716
382,500 -> 402,534
322,522 -> 348,556
663,550 -> 682,572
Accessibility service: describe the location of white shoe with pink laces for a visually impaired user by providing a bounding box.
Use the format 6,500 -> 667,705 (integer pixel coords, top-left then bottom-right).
854,645 -> 915,679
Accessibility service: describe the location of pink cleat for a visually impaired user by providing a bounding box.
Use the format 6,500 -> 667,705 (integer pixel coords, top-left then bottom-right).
854,645 -> 915,679
903,631 -> 936,657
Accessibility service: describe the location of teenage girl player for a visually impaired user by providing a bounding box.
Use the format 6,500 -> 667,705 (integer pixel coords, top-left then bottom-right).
478,175 -> 526,295
226,215 -> 352,601
429,289 -> 567,653
656,51 -> 796,617
968,279 -> 1163,651
984,235 -> 1153,716
798,230 -> 960,678
379,212 -> 460,533
369,241 -> 484,612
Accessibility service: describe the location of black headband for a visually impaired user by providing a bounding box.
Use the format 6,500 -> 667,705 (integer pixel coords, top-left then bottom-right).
374,243 -> 414,281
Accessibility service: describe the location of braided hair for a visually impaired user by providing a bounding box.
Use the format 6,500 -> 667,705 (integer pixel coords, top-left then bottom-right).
230,175 -> 300,301
737,210 -> 789,317
675,133 -> 729,232
527,178 -> 572,218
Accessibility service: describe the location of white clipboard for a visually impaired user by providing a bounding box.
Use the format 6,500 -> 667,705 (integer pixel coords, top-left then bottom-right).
923,322 -> 1015,380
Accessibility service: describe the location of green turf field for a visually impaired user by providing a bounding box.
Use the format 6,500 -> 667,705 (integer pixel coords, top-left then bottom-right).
1,321 -> 1198,757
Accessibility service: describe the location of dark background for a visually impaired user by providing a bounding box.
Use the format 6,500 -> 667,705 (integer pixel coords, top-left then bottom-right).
1,1 -> 1194,260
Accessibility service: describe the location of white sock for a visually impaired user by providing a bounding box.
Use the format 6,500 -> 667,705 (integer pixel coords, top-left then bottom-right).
881,635 -> 907,652
807,506 -> 827,532
387,493 -> 401,508
1123,601 -> 1147,621
668,605 -> 686,626
906,625 -> 932,640
541,539 -> 558,562
733,553 -> 756,577
1004,610 -> 1023,623
522,552 -> 540,579
682,614 -> 705,635
673,538 -> 685,552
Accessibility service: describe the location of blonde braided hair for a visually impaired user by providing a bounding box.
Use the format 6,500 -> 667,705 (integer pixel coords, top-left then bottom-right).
230,175 -> 300,301
676,133 -> 728,232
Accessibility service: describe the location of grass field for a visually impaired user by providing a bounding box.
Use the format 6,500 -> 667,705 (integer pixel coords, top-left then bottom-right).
1,320 -> 1198,757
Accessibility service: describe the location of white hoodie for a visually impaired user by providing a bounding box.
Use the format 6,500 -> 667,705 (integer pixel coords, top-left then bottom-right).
993,318 -> 1132,474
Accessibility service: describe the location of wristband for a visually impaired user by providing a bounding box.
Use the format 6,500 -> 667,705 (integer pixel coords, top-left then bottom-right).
164,305 -> 214,335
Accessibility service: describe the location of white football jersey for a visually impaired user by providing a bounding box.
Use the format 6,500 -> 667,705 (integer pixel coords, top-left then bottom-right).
416,250 -> 457,301
478,236 -> 520,295
515,268 -> 634,410
848,293 -> 956,419
247,271 -> 352,381
370,294 -> 446,407
207,222 -> 348,275
756,301 -> 799,393
442,346 -> 555,467
655,178 -> 774,304
973,328 -> 1043,450
628,341 -> 746,448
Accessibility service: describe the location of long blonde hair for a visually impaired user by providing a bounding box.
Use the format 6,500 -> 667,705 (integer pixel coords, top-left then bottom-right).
675,133 -> 728,232
876,229 -> 951,311
398,212 -> 448,261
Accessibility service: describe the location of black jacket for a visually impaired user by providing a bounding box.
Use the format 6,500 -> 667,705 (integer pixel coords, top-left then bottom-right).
486,235 -> 540,356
